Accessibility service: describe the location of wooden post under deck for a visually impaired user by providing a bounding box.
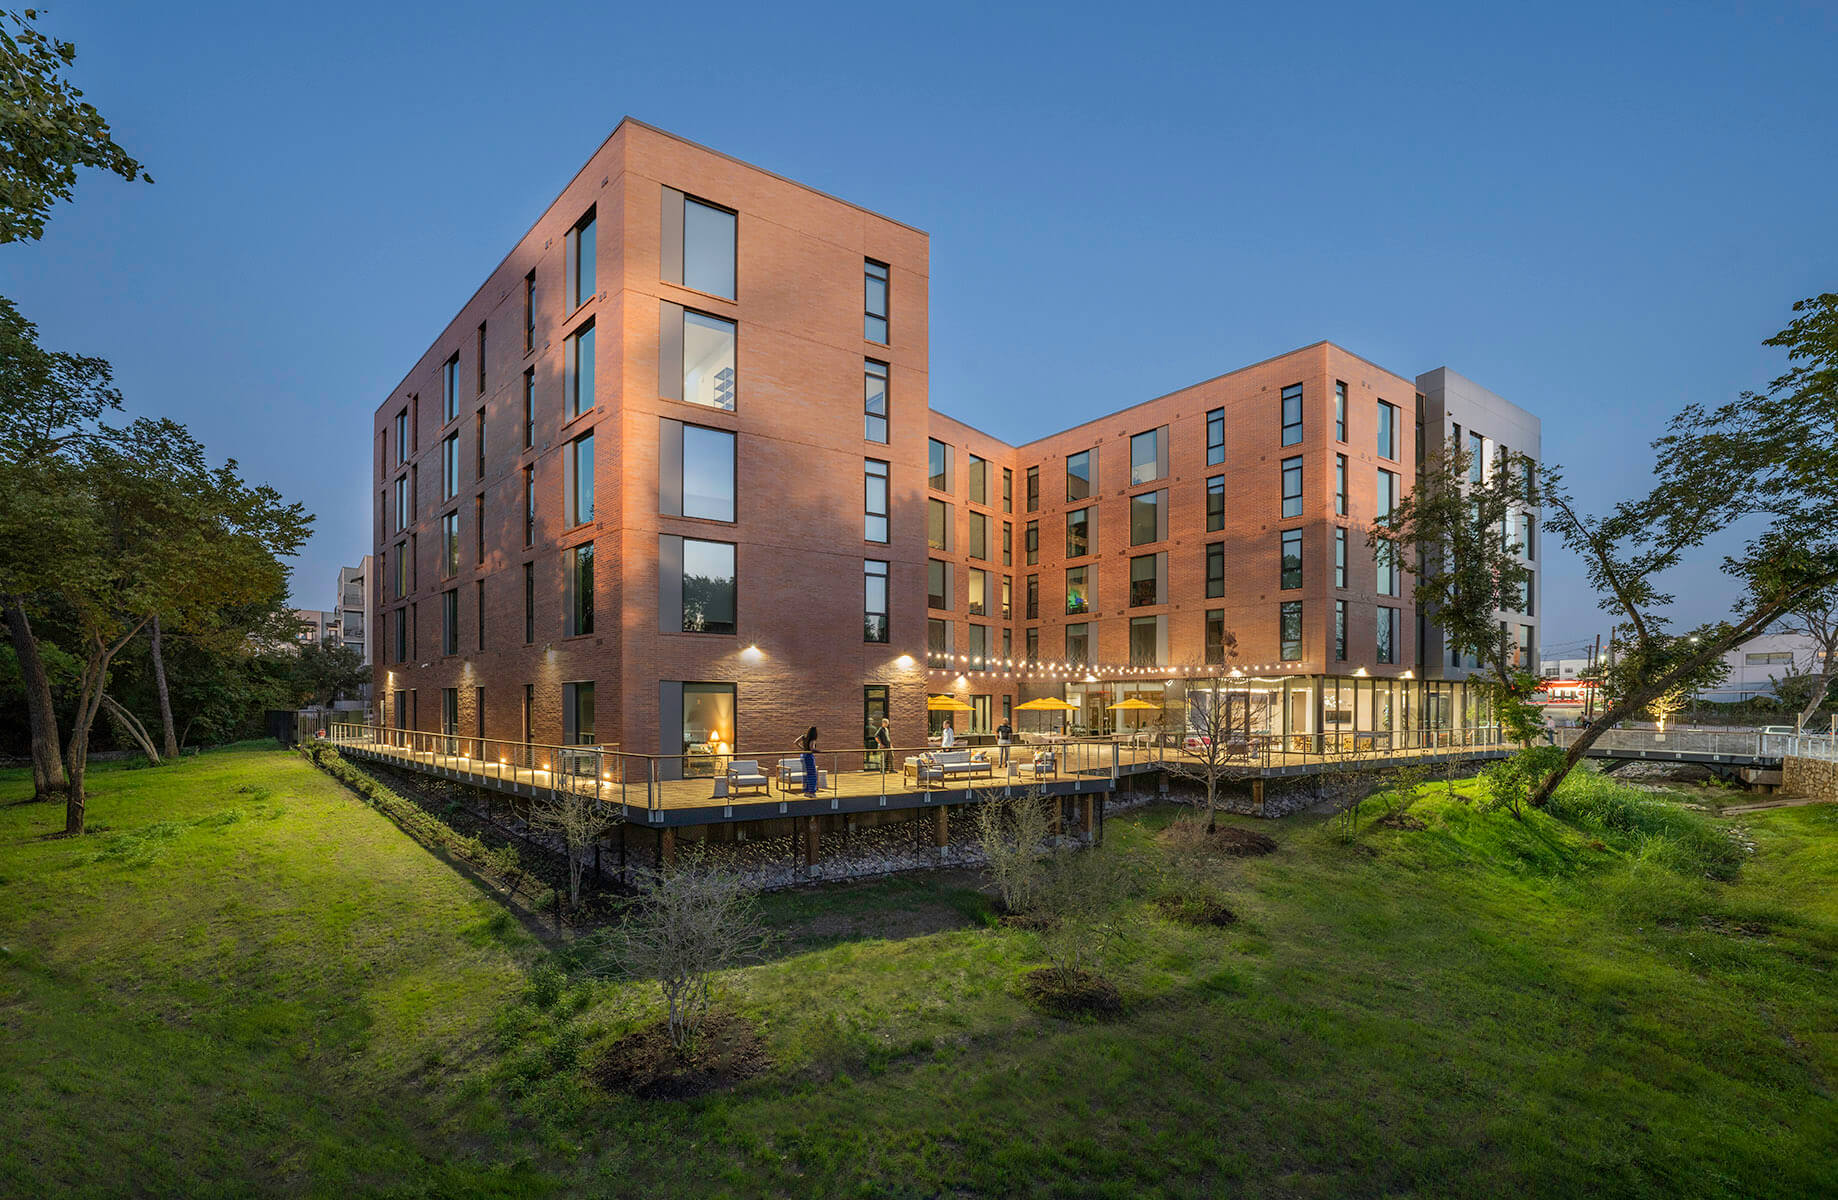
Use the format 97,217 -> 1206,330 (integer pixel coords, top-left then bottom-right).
804,816 -> 821,869
934,804 -> 949,849
1081,795 -> 1095,836
1252,779 -> 1266,816
659,826 -> 676,868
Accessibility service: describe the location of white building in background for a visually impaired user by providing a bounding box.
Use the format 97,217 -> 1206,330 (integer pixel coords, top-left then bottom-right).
1542,631 -> 1827,703
333,557 -> 373,667
291,609 -> 336,647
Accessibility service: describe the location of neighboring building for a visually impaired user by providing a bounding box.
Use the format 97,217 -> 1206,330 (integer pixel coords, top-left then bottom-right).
1543,632 -> 1827,704
292,608 -> 336,648
333,558 -> 374,666
1541,655 -> 1595,680
370,119 -> 1541,764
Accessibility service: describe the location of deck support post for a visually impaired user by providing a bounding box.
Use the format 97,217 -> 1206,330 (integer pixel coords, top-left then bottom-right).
659,826 -> 676,869
1252,779 -> 1266,816
804,816 -> 821,871
1047,795 -> 1062,835
934,804 -> 949,853
1081,795 -> 1095,837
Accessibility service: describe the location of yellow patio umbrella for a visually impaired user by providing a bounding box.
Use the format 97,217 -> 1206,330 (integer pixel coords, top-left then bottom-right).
1015,695 -> 1078,735
1107,696 -> 1161,737
926,695 -> 975,711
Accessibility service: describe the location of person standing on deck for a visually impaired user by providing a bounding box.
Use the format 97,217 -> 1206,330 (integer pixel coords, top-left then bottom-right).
940,721 -> 956,749
796,726 -> 819,797
996,717 -> 1013,766
875,719 -> 893,773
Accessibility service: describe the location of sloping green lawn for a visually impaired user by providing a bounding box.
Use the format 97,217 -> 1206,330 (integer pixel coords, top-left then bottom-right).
2,745 -> 1835,1198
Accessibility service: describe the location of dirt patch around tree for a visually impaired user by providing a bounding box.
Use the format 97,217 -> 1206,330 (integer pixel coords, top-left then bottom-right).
1153,894 -> 1238,928
1375,811 -> 1427,831
1021,967 -> 1123,1018
588,1011 -> 770,1100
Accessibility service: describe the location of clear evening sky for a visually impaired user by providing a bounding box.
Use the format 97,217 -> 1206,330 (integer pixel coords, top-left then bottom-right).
4,2 -> 1834,657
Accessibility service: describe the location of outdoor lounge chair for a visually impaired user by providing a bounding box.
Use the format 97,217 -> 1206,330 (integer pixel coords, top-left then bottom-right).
724,759 -> 768,796
915,749 -> 994,783
1016,750 -> 1057,778
775,757 -> 828,794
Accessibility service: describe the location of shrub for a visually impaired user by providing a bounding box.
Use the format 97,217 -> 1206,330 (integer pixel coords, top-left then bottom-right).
973,787 -> 1053,913
1548,771 -> 1743,881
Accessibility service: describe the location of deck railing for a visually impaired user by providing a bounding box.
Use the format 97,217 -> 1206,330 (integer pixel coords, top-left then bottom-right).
1549,726 -> 1837,761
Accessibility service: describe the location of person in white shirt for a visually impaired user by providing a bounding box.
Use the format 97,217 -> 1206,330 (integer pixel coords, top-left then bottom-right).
940,721 -> 956,749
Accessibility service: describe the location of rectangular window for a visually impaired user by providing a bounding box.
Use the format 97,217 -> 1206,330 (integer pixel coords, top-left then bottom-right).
1377,606 -> 1398,664
1335,600 -> 1347,661
474,494 -> 484,565
864,359 -> 888,443
1207,476 -> 1225,532
1002,521 -> 1012,566
1065,565 -> 1090,615
928,439 -> 952,492
1001,575 -> 1013,620
1130,554 -> 1161,607
522,465 -> 534,547
677,309 -> 737,411
1376,469 -> 1400,597
1126,616 -> 1158,667
1522,569 -> 1535,616
1205,610 -> 1226,665
969,454 -> 988,505
1334,381 -> 1347,442
681,196 -> 737,298
440,511 -> 459,578
1470,431 -> 1486,482
1335,527 -> 1347,589
864,685 -> 889,747
1066,507 -> 1089,558
393,607 -> 407,663
680,682 -> 735,757
1206,542 -> 1224,598
474,409 -> 485,479
1518,512 -> 1535,559
864,259 -> 889,343
394,541 -> 408,598
522,561 -> 534,644
1002,467 -> 1013,513
967,568 -> 989,616
522,369 -> 535,449
566,321 -> 595,419
927,498 -> 951,551
394,409 -> 408,464
661,420 -> 736,522
1025,626 -> 1039,662
927,618 -> 950,666
864,559 -> 889,643
441,433 -> 459,500
1130,489 -> 1163,546
441,588 -> 458,655
1025,520 -> 1038,566
476,580 -> 485,651
968,512 -> 988,560
1281,383 -> 1303,446
1518,624 -> 1534,670
1130,428 -> 1164,485
671,538 -> 737,636
1066,449 -> 1093,502
563,681 -> 595,746
444,355 -> 459,422
564,432 -> 594,526
476,322 -> 487,393
1281,529 -> 1302,590
565,543 -> 594,636
1377,400 -> 1398,461
1335,454 -> 1347,516
1207,408 -> 1225,465
1280,601 -> 1303,662
1025,574 -> 1038,620
523,271 -> 535,353
927,560 -> 949,610
1282,456 -> 1303,518
1065,623 -> 1090,665
394,475 -> 409,531
1025,466 -> 1039,513
568,209 -> 595,310
968,624 -> 990,667
865,459 -> 889,543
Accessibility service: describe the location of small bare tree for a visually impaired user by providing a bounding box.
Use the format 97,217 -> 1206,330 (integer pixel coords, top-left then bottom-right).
525,785 -> 620,910
617,851 -> 769,1055
973,786 -> 1053,913
1319,747 -> 1380,843
1034,843 -> 1136,986
1376,757 -> 1430,825
1162,645 -> 1255,833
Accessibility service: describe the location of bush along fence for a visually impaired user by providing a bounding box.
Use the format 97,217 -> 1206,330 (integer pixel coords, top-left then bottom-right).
303,744 -> 554,911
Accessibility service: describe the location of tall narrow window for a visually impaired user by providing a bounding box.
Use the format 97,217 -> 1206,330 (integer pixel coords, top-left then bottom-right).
969,454 -> 988,505
864,258 -> 889,342
1001,575 -> 1013,620
680,310 -> 736,410
928,618 -> 951,666
1065,566 -> 1090,615
864,459 -> 889,542
523,271 -> 535,353
1281,529 -> 1302,590
928,439 -> 951,492
864,359 -> 888,443
1066,449 -> 1092,501
864,559 -> 889,643
522,562 -> 534,644
1129,616 -> 1160,666
1377,400 -> 1398,460
394,541 -> 408,598
1206,542 -> 1224,598
440,512 -> 459,577
566,321 -> 595,419
475,409 -> 486,479
474,494 -> 484,564
681,196 -> 737,298
441,434 -> 458,500
393,607 -> 407,663
1066,508 -> 1089,558
1130,554 -> 1160,607
1025,466 -> 1039,512
1207,475 -> 1225,532
1205,610 -> 1226,665
1376,606 -> 1398,664
1025,574 -> 1038,621
1335,527 -> 1347,589
927,559 -> 949,610
1282,456 -> 1304,518
522,369 -> 535,449
1335,454 -> 1347,516
395,475 -> 409,531
568,208 -> 596,311
1130,428 -> 1164,485
441,588 -> 458,655
567,432 -> 594,527
1002,467 -> 1013,513
1025,520 -> 1038,566
1335,600 -> 1347,661
522,466 -> 534,547
476,321 -> 486,393
1281,383 -> 1303,446
1026,627 -> 1039,662
1280,601 -> 1303,662
395,409 -> 408,464
679,538 -> 736,634
967,567 -> 989,616
444,355 -> 459,422
1002,521 -> 1012,566
927,498 -> 951,551
660,422 -> 736,523
1065,623 -> 1089,665
562,682 -> 595,745
476,580 -> 485,650
968,512 -> 988,560
1199,408 -> 1224,467
1335,381 -> 1347,442
1130,490 -> 1163,546
565,543 -> 594,636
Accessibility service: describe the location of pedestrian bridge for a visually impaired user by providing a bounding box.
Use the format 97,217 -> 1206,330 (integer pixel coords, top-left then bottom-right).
1551,726 -> 1835,771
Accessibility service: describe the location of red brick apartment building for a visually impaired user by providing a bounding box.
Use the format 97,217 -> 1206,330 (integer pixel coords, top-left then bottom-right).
373,119 -> 1539,767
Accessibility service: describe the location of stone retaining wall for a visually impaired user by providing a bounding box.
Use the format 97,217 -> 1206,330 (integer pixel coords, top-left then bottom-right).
1782,755 -> 1838,801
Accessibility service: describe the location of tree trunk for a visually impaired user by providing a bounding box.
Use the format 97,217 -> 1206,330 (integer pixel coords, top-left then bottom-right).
3,597 -> 68,801
149,614 -> 179,758
100,693 -> 161,765
63,626 -> 141,836
1795,669 -> 1835,733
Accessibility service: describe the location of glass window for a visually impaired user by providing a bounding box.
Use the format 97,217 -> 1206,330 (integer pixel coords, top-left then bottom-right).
474,494 -> 484,564
864,259 -> 889,343
1377,401 -> 1398,460
1129,616 -> 1159,666
1025,466 -> 1039,512
569,209 -> 595,310
476,322 -> 487,393
1207,476 -> 1225,532
567,320 -> 595,418
1335,381 -> 1347,442
968,568 -> 989,616
442,433 -> 458,499
394,475 -> 408,531
968,624 -> 990,667
1065,566 -> 1090,615
1130,428 -> 1161,485
928,498 -> 950,551
440,512 -> 459,577
1206,542 -> 1224,598
474,409 -> 485,479
1002,467 -> 1013,513
524,271 -> 535,352
1281,529 -> 1302,589
1334,454 -> 1347,516
394,541 -> 408,598
1207,408 -> 1225,465
1002,521 -> 1012,566
683,197 -> 736,298
927,560 -> 949,610
1025,627 -> 1039,662
1281,383 -> 1303,446
1522,569 -> 1535,616
444,356 -> 459,422
681,424 -> 735,522
522,369 -> 535,449
1130,490 -> 1161,546
1130,554 -> 1159,607
865,459 -> 889,543
1025,520 -> 1038,565
1282,456 -> 1303,518
968,512 -> 988,560
522,465 -> 534,546
565,542 -> 594,636
681,538 -> 736,635
864,685 -> 889,746
1025,574 -> 1038,620
1066,507 -> 1089,558
1064,622 -> 1090,665
1377,606 -> 1397,664
1001,575 -> 1013,620
969,454 -> 988,505
1469,431 -> 1486,482
864,359 -> 888,443
441,589 -> 458,655
864,559 -> 889,643
523,561 -> 533,644
567,432 -> 594,526
392,609 -> 407,664
1205,610 -> 1226,665
1518,624 -> 1534,670
1066,449 -> 1092,502
563,681 -> 595,745
1335,527 -> 1347,588
927,618 -> 950,666
928,439 -> 951,492
681,683 -> 735,757
394,410 -> 408,463
1518,512 -> 1535,559
682,311 -> 735,411
1335,600 -> 1347,661
1280,600 -> 1303,662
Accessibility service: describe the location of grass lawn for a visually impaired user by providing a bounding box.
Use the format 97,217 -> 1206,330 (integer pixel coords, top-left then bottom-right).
2,745 -> 1835,1197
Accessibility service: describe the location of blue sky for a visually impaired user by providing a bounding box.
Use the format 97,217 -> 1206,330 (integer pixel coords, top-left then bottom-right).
4,1 -> 1834,655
